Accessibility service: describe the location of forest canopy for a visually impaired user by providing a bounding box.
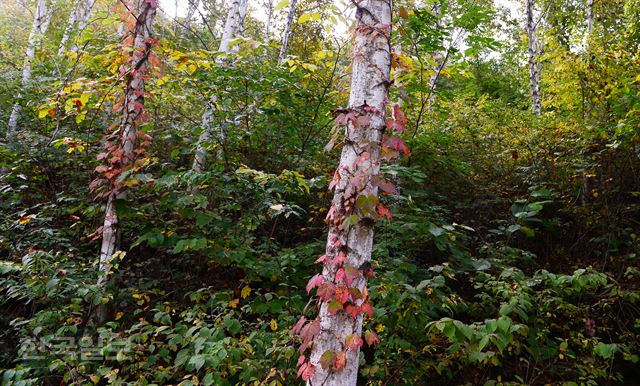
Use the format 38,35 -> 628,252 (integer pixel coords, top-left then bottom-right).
1,0 -> 639,385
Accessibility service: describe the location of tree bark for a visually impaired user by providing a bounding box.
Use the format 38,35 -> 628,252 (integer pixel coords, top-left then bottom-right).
278,0 -> 298,64
527,0 -> 542,115
218,0 -> 247,54
98,0 -> 157,288
587,0 -> 594,41
7,0 -> 52,135
191,0 -> 246,171
307,0 -> 392,384
58,0 -> 96,56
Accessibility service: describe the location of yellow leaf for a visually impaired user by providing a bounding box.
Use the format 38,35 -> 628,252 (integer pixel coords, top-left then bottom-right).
241,285 -> 252,299
270,319 -> 278,331
228,298 -> 240,308
274,0 -> 290,11
18,216 -> 32,225
115,312 -> 124,320
90,375 -> 100,384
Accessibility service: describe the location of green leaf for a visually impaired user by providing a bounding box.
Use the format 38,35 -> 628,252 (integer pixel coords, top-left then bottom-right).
274,0 -> 290,11
594,342 -> 620,359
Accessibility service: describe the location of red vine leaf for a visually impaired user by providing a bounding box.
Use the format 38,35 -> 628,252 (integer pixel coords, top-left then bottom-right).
327,299 -> 343,315
297,361 -> 316,381
292,316 -> 307,336
345,334 -> 363,351
364,330 -> 380,347
334,285 -> 350,304
306,274 -> 324,294
335,351 -> 347,370
319,350 -> 337,369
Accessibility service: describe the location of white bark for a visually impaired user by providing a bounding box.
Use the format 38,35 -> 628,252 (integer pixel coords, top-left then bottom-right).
307,0 -> 392,384
7,0 -> 52,134
587,0 -> 594,41
191,0 -> 246,171
278,0 -> 297,64
527,0 -> 542,115
58,0 -> 96,56
98,0 -> 156,286
264,0 -> 274,40
184,0 -> 199,30
218,0 -> 247,54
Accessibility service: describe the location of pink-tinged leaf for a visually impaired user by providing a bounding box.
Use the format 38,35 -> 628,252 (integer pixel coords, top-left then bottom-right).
356,115 -> 371,127
393,103 -> 407,126
333,251 -> 346,265
345,303 -> 360,318
335,268 -> 346,284
300,319 -> 321,342
334,285 -> 350,304
319,350 -> 337,369
315,254 -> 329,264
292,316 -> 307,335
343,264 -> 360,285
345,334 -> 363,351
316,282 -> 335,302
360,301 -> 373,317
328,170 -> 340,191
297,354 -> 307,367
364,330 -> 380,347
327,299 -> 343,315
297,361 -> 316,381
383,135 -> 409,155
335,351 -> 347,370
377,203 -> 393,220
349,287 -> 363,300
306,274 -> 324,294
373,175 -> 397,194
325,206 -> 335,223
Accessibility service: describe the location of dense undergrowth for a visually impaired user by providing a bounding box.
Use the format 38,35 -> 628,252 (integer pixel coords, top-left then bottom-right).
1,0 -> 640,384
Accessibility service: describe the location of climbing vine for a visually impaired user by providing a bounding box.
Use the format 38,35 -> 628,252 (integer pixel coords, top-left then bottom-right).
293,3 -> 409,378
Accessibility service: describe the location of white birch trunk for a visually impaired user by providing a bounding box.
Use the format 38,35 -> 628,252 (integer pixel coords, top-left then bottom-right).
307,0 -> 392,384
191,0 -> 246,171
7,0 -> 52,134
527,0 -> 542,115
264,0 -> 273,40
98,0 -> 157,286
218,0 -> 247,54
58,0 -> 96,56
278,0 -> 297,64
426,2 -> 443,110
587,0 -> 594,41
184,0 -> 199,30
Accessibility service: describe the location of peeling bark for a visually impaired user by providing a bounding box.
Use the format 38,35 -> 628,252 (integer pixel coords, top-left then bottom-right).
278,0 -> 298,64
7,0 -> 52,134
58,0 -> 96,57
307,0 -> 392,385
527,0 -> 542,115
98,0 -> 157,289
191,0 -> 246,171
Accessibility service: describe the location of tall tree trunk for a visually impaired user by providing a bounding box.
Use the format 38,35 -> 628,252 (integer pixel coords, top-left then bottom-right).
7,0 -> 52,135
191,0 -> 246,171
587,0 -> 594,41
307,0 -> 392,384
264,0 -> 274,40
97,0 -> 157,290
527,0 -> 542,115
218,0 -> 247,54
278,0 -> 297,64
184,0 -> 199,31
58,0 -> 96,56
426,2 -> 443,111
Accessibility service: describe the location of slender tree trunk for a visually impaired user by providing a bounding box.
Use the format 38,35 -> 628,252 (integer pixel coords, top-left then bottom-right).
191,0 -> 246,171
527,0 -> 542,115
98,0 -> 157,289
307,0 -> 392,384
218,0 -> 247,54
58,0 -> 96,56
264,0 -> 274,40
278,0 -> 297,64
184,0 -> 199,30
587,0 -> 594,41
7,0 -> 52,135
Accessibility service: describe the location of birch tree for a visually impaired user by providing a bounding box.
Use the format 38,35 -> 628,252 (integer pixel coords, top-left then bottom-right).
57,0 -> 96,57
278,0 -> 297,64
191,0 -> 247,171
97,0 -> 157,290
7,0 -> 52,135
298,0 -> 394,384
526,0 -> 542,114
